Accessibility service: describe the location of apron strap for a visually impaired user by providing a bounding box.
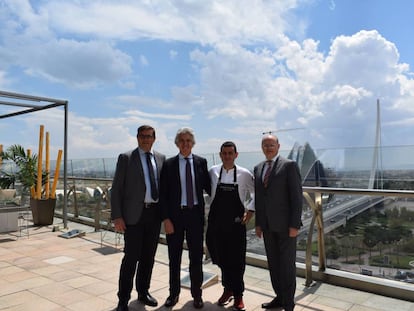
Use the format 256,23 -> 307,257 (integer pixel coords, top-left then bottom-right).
218,165 -> 237,183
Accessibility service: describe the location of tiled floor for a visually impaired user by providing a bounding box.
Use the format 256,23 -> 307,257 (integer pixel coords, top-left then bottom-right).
1,220 -> 413,311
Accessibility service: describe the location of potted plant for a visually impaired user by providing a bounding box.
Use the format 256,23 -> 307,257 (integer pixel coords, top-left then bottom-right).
0,144 -> 55,225
0,144 -> 41,191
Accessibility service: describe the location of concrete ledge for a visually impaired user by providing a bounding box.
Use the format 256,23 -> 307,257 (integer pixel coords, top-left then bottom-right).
296,264 -> 414,302
245,252 -> 413,302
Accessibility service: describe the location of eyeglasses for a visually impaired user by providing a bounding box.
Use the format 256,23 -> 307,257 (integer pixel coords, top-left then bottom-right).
139,134 -> 155,139
263,144 -> 277,148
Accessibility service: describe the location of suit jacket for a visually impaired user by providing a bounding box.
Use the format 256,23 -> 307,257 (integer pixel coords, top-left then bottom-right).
254,156 -> 303,232
159,154 -> 211,225
111,147 -> 165,225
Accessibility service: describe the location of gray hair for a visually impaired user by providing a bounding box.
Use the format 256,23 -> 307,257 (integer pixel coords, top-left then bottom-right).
174,127 -> 196,146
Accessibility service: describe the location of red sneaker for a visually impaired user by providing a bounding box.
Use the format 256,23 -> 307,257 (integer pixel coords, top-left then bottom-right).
218,289 -> 233,306
233,296 -> 245,311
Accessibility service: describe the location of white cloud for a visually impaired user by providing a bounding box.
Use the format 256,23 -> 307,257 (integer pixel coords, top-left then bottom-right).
0,71 -> 12,88
42,0 -> 298,45
2,1 -> 414,160
0,2 -> 133,88
115,95 -> 174,109
126,109 -> 191,121
324,30 -> 406,90
186,29 -> 414,150
139,54 -> 149,66
22,39 -> 133,88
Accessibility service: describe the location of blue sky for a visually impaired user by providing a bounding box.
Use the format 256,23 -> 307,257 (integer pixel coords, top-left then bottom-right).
1,0 -> 414,160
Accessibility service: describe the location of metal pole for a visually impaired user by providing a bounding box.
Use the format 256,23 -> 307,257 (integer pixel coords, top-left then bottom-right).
63,102 -> 68,228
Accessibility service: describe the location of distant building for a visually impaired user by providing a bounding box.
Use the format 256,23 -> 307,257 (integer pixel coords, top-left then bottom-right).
288,142 -> 329,187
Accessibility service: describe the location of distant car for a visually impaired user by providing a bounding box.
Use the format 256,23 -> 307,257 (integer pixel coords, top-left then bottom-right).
361,269 -> 373,276
395,270 -> 407,280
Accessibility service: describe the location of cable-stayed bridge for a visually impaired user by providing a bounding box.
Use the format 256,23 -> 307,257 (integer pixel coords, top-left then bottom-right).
291,100 -> 385,238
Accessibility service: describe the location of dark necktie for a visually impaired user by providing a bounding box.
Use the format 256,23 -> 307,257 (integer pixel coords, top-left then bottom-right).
146,152 -> 158,200
263,160 -> 273,188
185,157 -> 194,208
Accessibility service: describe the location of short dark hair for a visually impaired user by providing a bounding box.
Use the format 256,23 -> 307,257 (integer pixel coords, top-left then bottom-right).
220,141 -> 237,153
137,125 -> 156,138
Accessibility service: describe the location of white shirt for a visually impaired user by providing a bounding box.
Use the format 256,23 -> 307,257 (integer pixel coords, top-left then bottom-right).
209,164 -> 255,211
138,148 -> 158,203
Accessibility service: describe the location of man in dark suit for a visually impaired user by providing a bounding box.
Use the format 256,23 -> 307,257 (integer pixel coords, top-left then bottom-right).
111,125 -> 166,311
254,134 -> 303,311
160,127 -> 211,309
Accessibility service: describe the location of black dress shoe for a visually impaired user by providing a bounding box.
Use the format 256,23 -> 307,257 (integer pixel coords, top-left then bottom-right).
116,302 -> 129,311
138,293 -> 158,307
164,295 -> 179,307
261,298 -> 283,309
193,297 -> 204,309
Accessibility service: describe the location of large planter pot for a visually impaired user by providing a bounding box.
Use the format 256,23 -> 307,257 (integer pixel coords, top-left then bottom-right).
30,198 -> 56,226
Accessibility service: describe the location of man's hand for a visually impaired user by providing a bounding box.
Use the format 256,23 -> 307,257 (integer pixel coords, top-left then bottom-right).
255,226 -> 263,238
289,227 -> 299,237
164,218 -> 175,234
113,218 -> 126,233
242,210 -> 254,225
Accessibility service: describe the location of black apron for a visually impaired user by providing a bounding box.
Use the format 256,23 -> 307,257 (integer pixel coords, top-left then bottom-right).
206,166 -> 246,266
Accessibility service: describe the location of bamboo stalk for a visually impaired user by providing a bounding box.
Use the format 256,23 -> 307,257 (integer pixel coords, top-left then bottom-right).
50,149 -> 62,199
36,125 -> 44,199
45,132 -> 50,199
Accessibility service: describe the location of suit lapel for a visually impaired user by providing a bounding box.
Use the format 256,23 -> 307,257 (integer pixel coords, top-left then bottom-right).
259,161 -> 266,181
132,148 -> 144,178
153,152 -> 162,179
267,157 -> 280,187
172,155 -> 181,198
192,155 -> 200,195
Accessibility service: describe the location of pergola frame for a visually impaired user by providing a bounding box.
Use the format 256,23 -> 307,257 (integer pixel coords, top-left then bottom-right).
0,90 -> 69,228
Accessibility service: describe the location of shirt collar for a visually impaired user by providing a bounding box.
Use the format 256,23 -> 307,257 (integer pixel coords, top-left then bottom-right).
269,154 -> 279,163
138,147 -> 153,155
179,153 -> 193,160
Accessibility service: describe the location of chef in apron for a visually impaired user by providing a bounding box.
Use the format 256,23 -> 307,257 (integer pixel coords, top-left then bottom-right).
206,141 -> 255,311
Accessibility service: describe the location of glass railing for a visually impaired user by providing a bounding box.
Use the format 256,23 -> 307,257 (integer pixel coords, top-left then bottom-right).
52,181 -> 414,272
2,144 -> 414,301
301,187 -> 414,281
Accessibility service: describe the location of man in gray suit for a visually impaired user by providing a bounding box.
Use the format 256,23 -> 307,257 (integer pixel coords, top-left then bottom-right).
111,125 -> 166,311
254,134 -> 302,311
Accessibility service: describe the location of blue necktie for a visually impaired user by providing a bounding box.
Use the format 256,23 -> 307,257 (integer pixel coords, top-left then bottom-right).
146,152 -> 158,200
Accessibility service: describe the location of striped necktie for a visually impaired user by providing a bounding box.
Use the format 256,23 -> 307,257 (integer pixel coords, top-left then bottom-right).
263,160 -> 273,188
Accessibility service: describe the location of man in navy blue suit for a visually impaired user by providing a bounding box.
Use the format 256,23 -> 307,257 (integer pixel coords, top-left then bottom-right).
160,127 -> 211,309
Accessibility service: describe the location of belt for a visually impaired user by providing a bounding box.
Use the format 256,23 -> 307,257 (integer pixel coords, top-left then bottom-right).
180,204 -> 199,210
144,203 -> 157,208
